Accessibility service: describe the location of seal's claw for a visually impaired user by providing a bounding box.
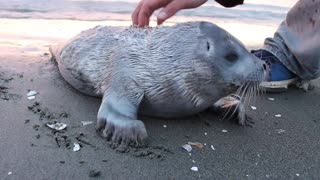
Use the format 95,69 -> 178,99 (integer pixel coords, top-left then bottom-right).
211,94 -> 255,126
100,119 -> 148,147
96,117 -> 107,132
244,116 -> 255,128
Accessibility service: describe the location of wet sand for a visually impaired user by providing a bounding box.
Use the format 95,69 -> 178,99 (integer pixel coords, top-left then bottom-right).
1,18 -> 320,179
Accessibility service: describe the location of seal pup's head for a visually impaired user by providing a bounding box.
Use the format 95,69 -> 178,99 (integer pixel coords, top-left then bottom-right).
192,22 -> 267,99
196,22 -> 266,84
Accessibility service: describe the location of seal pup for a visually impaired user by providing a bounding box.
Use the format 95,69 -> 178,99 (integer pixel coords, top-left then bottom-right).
50,21 -> 266,146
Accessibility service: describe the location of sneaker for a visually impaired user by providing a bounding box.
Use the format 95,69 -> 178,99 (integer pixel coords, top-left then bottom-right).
252,49 -> 297,92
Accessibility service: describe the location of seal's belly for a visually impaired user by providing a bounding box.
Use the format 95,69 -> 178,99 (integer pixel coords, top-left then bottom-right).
139,90 -> 225,118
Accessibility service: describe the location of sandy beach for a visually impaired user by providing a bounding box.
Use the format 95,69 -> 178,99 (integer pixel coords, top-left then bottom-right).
1,0 -> 320,179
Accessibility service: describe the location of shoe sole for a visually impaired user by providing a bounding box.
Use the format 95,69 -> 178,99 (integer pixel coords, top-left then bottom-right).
259,78 -> 298,92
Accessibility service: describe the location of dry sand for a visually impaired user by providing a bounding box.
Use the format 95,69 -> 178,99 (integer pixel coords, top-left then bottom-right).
1,18 -> 320,179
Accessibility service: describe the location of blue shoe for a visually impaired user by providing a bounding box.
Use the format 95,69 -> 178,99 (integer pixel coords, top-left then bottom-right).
252,49 -> 297,92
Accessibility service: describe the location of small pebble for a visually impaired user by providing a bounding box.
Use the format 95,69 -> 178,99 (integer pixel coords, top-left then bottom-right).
250,106 -> 257,110
266,174 -> 270,178
210,145 -> 215,151
222,129 -> 228,133
268,98 -> 275,101
8,172 -> 12,175
89,170 -> 101,177
204,132 -> 207,135
33,124 -> 40,131
163,125 -> 167,128
296,173 -> 300,176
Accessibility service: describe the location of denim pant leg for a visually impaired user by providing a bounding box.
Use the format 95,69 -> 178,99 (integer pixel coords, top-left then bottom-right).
263,0 -> 320,80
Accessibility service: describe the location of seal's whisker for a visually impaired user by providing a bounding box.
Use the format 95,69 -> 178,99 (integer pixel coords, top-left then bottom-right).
251,81 -> 257,104
241,82 -> 250,103
251,81 -> 259,105
248,83 -> 254,106
222,99 -> 236,121
253,82 -> 258,103
228,102 -> 241,121
245,82 -> 251,105
251,82 -> 255,100
257,80 -> 261,97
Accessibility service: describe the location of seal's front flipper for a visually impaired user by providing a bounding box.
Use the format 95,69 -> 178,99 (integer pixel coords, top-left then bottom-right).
210,94 -> 252,126
96,89 -> 147,147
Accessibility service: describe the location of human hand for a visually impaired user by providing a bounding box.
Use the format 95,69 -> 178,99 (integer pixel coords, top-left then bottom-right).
132,0 -> 208,27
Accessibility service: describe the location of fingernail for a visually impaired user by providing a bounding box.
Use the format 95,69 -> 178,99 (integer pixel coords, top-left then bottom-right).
157,11 -> 168,20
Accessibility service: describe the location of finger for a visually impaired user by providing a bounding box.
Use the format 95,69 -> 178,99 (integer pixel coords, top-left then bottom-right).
132,1 -> 144,25
183,0 -> 208,9
138,0 -> 172,27
138,6 -> 153,27
157,0 -> 208,25
138,3 -> 157,27
157,1 -> 182,25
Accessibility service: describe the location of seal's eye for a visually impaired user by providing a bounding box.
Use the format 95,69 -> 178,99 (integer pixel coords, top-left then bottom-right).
225,53 -> 238,62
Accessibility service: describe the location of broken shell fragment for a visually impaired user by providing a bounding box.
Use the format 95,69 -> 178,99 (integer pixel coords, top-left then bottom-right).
27,90 -> 38,97
81,121 -> 93,126
275,129 -> 285,134
191,166 -> 198,172
27,96 -> 36,100
188,142 -> 204,150
73,143 -> 81,152
250,106 -> 257,110
181,144 -> 192,152
275,114 -> 282,118
46,122 -> 67,131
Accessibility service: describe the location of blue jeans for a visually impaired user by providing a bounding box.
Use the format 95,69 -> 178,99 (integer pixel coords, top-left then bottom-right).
263,0 -> 320,80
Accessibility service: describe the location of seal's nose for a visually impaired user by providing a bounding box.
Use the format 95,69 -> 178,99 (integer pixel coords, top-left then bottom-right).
263,63 -> 267,71
262,62 -> 271,81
